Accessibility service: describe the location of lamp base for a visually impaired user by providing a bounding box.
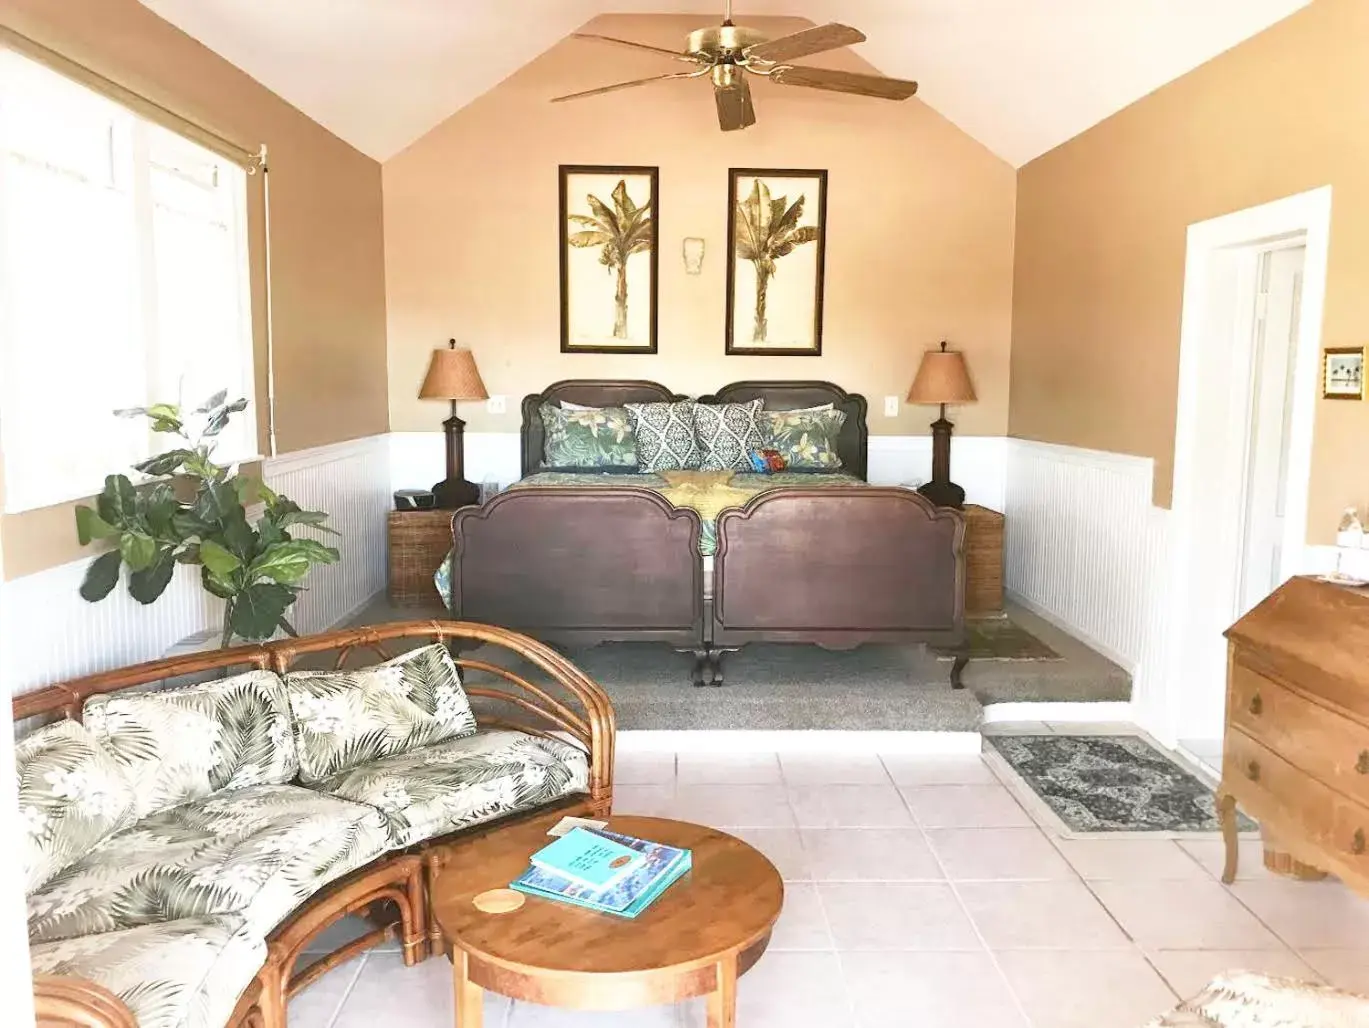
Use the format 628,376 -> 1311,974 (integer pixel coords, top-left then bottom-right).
916,479 -> 966,509
432,477 -> 481,510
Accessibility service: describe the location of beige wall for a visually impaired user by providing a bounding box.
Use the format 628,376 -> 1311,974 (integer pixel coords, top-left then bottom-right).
0,0 -> 389,579
1009,0 -> 1369,541
384,14 -> 1016,439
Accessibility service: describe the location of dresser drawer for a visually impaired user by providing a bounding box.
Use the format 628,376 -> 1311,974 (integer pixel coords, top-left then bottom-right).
1230,660 -> 1369,808
1223,729 -> 1337,845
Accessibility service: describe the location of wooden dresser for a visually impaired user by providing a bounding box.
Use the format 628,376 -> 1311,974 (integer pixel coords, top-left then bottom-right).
1219,576 -> 1369,887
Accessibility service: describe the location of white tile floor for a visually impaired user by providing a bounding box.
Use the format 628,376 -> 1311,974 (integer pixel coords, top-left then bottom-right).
290,745 -> 1369,1028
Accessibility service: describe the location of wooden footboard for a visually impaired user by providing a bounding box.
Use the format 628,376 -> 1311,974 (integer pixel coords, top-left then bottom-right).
712,487 -> 965,649
450,487 -> 705,647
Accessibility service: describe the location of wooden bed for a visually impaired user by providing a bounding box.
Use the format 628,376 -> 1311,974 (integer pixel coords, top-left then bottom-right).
449,379 -> 968,687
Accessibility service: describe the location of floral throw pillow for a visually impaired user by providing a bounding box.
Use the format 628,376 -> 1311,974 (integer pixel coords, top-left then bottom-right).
285,643 -> 476,784
693,400 -> 765,472
761,407 -> 847,470
17,719 -> 138,893
539,403 -> 637,468
83,669 -> 299,820
625,400 -> 701,472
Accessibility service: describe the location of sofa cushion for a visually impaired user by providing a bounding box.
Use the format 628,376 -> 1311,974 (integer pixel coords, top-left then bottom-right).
309,729 -> 589,848
27,783 -> 390,944
83,669 -> 298,820
30,914 -> 265,1028
17,719 -> 138,894
285,643 -> 477,784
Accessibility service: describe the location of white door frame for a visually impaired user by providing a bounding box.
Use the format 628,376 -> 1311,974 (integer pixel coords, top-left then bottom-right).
1157,185 -> 1333,746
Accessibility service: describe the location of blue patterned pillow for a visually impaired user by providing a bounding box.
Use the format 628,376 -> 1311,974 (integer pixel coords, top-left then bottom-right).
693,400 -> 765,472
625,401 -> 701,472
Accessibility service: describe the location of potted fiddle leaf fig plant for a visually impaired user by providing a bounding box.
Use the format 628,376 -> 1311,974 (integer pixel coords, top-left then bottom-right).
74,391 -> 340,646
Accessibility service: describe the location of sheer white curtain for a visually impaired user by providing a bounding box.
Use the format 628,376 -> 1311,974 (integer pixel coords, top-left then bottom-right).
0,49 -> 255,513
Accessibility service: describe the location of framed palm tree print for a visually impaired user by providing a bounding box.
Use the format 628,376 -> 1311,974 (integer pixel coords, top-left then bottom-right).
726,168 -> 828,356
559,165 -> 659,354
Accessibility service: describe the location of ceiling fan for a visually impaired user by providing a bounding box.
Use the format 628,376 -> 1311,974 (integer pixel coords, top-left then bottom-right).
550,1 -> 919,131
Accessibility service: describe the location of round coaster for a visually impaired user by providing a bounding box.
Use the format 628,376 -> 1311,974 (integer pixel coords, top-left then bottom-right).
473,888 -> 525,914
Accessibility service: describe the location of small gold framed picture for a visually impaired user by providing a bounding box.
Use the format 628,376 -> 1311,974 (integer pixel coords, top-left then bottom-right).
1323,346 -> 1365,400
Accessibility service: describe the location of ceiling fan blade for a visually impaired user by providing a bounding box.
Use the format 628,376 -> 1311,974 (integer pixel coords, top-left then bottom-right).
744,23 -> 866,64
715,75 -> 757,132
770,65 -> 918,100
551,71 -> 698,103
572,33 -> 704,64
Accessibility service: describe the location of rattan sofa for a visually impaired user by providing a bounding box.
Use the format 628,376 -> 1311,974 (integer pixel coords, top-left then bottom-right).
14,620 -> 615,1028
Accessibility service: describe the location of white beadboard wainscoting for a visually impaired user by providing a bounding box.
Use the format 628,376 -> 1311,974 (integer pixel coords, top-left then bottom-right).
0,435 -> 390,695
389,432 -> 1009,511
1003,439 -> 1174,737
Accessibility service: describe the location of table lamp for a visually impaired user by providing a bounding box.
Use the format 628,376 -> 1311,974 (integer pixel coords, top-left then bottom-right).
907,340 -> 977,509
419,340 -> 488,509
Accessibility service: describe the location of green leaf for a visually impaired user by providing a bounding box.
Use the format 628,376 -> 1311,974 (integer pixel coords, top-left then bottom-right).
141,485 -> 181,538
203,398 -> 248,437
171,510 -> 214,540
75,505 -> 118,545
133,449 -> 194,477
176,543 -> 201,564
96,475 -> 138,528
250,539 -> 339,585
256,517 -> 285,549
79,551 -> 123,602
201,565 -> 236,599
128,548 -> 176,604
199,540 -> 242,577
193,389 -> 229,414
118,532 -> 157,572
230,582 -> 296,640
221,509 -> 257,561
275,508 -> 338,534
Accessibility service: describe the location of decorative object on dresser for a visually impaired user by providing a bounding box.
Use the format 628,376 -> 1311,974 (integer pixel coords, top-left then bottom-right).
907,340 -> 977,509
389,509 -> 458,608
560,165 -> 659,354
419,340 -> 489,509
1218,575 -> 1369,885
725,169 -> 827,355
963,504 -> 1004,615
430,812 -> 782,1028
553,2 -> 918,132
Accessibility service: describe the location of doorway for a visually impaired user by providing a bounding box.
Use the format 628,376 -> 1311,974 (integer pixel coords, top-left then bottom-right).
1158,187 -> 1332,771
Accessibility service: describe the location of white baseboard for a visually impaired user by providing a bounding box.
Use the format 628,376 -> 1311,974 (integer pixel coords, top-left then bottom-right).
1005,590 -> 1136,673
615,729 -> 982,754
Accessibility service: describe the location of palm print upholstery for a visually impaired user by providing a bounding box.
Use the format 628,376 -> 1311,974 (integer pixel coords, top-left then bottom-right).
761,407 -> 847,469
29,914 -> 266,1028
17,719 -> 139,893
285,643 -> 476,783
27,783 -> 390,944
83,669 -> 298,820
308,730 -> 589,848
539,402 -> 637,467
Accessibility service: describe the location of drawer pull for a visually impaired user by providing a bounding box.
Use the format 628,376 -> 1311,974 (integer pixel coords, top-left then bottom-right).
1354,829 -> 1366,856
1357,751 -> 1369,775
1246,760 -> 1261,782
1249,693 -> 1263,716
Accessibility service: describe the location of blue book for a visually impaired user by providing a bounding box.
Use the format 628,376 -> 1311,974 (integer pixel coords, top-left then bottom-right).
529,827 -> 644,891
511,829 -> 691,918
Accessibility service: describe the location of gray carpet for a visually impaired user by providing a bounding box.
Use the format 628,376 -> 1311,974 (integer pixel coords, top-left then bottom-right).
348,599 -> 1130,731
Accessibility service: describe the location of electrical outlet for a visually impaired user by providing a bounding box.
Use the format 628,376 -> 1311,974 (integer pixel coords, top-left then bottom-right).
486,395 -> 507,415
884,395 -> 899,417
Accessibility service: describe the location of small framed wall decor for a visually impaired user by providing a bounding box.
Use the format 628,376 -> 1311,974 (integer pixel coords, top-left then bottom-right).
1323,346 -> 1365,400
559,165 -> 659,354
725,168 -> 828,356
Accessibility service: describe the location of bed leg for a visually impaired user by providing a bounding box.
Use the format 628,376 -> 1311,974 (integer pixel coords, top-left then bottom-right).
682,647 -> 710,688
950,653 -> 969,690
709,648 -> 725,688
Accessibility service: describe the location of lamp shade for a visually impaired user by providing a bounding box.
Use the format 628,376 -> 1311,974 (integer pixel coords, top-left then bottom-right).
907,345 -> 976,405
419,346 -> 488,402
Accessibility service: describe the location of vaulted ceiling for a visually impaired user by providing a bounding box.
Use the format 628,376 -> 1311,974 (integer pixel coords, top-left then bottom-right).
138,0 -> 1309,166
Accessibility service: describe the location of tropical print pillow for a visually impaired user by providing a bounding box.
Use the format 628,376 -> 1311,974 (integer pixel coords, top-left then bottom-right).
761,407 -> 847,470
83,669 -> 298,821
285,643 -> 476,784
539,402 -> 637,468
693,400 -> 765,472
16,719 -> 138,894
625,400 -> 701,471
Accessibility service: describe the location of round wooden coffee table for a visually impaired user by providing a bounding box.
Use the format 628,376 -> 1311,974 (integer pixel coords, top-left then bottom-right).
430,813 -> 784,1027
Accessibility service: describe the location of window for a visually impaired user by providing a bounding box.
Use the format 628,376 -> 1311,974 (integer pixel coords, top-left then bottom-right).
0,49 -> 255,513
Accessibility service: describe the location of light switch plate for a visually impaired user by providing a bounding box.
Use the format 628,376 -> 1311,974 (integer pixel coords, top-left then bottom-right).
487,395 -> 507,415
884,395 -> 899,417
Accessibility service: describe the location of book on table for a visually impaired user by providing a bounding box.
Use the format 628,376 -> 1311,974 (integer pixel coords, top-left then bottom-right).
529,826 -> 646,891
511,828 -> 691,918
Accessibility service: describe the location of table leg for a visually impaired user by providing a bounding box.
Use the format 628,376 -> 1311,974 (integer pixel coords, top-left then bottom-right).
453,951 -> 483,1028
707,954 -> 737,1028
1218,791 -> 1239,885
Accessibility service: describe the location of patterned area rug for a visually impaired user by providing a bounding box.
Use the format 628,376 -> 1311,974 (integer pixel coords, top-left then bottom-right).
931,618 -> 1062,661
990,735 -> 1256,832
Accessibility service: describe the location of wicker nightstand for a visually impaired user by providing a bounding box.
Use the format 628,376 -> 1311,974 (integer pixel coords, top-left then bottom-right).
387,509 -> 457,607
962,504 -> 1004,615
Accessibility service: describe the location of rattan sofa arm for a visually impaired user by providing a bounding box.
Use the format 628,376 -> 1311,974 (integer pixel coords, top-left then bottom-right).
33,974 -> 138,1028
